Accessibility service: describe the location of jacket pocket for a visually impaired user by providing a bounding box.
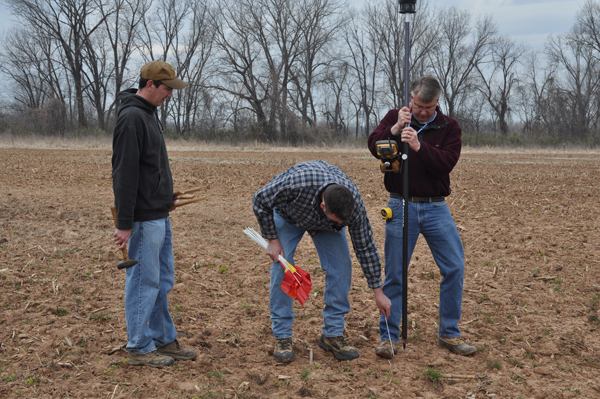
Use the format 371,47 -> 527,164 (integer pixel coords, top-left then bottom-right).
150,172 -> 161,197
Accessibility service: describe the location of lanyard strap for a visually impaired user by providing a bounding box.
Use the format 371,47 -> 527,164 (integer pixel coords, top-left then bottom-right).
412,111 -> 437,134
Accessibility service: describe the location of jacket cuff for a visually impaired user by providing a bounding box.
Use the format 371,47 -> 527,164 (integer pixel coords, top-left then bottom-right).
386,125 -> 396,138
117,219 -> 134,231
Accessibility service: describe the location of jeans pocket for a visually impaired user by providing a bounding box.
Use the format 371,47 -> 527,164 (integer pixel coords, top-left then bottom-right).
385,198 -> 404,225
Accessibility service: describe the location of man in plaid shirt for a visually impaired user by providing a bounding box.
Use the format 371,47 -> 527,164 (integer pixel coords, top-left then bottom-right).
253,160 -> 391,363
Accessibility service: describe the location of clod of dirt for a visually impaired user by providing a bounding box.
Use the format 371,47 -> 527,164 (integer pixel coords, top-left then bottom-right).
262,344 -> 274,355
298,386 -> 313,397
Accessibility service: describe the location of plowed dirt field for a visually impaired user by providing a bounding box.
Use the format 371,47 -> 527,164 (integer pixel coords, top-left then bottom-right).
1,141 -> 599,398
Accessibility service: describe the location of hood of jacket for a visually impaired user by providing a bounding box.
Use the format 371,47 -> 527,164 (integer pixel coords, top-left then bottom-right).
118,88 -> 156,116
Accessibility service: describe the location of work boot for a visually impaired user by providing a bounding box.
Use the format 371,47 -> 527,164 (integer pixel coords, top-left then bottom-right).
156,339 -> 197,361
375,340 -> 398,359
128,350 -> 174,368
437,336 -> 476,356
318,335 -> 359,361
274,338 -> 295,363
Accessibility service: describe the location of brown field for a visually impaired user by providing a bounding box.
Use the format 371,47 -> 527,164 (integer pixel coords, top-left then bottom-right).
1,140 -> 599,398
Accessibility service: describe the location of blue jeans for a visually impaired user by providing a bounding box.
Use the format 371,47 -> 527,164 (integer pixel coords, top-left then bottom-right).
270,212 -> 352,339
379,198 -> 465,342
125,217 -> 177,354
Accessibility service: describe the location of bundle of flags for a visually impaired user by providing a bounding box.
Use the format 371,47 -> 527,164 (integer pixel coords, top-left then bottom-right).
243,227 -> 312,305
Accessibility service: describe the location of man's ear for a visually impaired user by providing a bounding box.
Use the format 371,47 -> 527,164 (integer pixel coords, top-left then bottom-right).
320,200 -> 326,213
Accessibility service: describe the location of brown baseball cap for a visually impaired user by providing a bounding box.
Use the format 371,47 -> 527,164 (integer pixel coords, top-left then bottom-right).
140,60 -> 187,89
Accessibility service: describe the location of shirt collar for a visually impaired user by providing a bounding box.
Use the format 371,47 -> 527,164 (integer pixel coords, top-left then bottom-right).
412,111 -> 437,126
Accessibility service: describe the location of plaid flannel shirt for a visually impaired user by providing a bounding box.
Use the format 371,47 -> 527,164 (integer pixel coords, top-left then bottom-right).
252,160 -> 382,289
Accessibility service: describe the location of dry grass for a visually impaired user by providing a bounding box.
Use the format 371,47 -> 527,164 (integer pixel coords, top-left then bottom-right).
1,133 -> 600,155
0,134 -> 366,153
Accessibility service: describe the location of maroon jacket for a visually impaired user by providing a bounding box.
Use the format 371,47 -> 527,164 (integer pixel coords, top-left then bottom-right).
367,108 -> 462,197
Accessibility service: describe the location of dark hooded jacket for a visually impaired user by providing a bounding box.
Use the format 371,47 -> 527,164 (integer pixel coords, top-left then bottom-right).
112,89 -> 173,230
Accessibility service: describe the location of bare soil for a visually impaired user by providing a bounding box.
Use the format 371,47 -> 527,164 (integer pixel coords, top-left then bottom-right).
1,143 -> 599,398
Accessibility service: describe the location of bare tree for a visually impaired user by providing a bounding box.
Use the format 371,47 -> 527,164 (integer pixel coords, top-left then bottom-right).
363,0 -> 401,108
572,0 -> 600,57
1,29 -> 52,110
461,91 -> 488,134
546,32 -> 600,140
168,0 -> 214,134
99,0 -> 150,124
6,0 -> 111,128
321,60 -> 349,135
1,27 -> 72,133
475,36 -> 525,135
246,0 -> 304,142
363,0 -> 438,109
82,20 -> 113,131
428,8 -> 496,119
289,0 -> 346,129
515,50 -> 558,137
344,10 -> 381,137
138,0 -> 189,127
210,0 -> 275,140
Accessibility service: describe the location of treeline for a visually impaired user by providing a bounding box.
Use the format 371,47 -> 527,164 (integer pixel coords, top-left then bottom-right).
2,0 -> 600,146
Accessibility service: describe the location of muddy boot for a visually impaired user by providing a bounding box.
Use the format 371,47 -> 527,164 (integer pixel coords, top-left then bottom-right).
274,338 -> 295,363
156,339 -> 197,361
128,350 -> 174,368
318,335 -> 359,361
375,340 -> 398,359
437,336 -> 476,356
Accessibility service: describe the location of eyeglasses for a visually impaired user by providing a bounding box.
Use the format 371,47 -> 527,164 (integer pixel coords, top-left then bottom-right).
411,101 -> 438,112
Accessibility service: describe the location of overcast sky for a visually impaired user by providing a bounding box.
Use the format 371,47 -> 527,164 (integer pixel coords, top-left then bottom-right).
350,0 -> 590,50
0,0 -> 591,50
437,0 -> 588,50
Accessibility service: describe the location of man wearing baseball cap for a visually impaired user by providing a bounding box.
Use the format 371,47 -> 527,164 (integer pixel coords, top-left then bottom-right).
140,60 -> 188,90
111,60 -> 195,368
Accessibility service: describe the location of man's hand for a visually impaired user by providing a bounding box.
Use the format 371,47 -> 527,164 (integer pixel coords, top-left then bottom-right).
401,126 -> 421,152
391,106 -> 411,136
266,238 -> 284,262
373,287 -> 391,318
113,229 -> 132,250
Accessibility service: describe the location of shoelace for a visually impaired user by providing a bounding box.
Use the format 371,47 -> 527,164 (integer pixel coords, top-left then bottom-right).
333,336 -> 349,348
278,339 -> 292,351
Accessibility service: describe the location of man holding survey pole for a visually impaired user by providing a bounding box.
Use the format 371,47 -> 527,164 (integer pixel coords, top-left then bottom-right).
368,76 -> 475,358
252,160 -> 391,363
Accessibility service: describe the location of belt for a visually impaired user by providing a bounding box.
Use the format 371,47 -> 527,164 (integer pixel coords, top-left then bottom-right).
390,193 -> 445,203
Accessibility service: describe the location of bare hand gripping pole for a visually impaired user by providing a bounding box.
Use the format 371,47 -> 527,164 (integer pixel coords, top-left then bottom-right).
399,0 -> 416,350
